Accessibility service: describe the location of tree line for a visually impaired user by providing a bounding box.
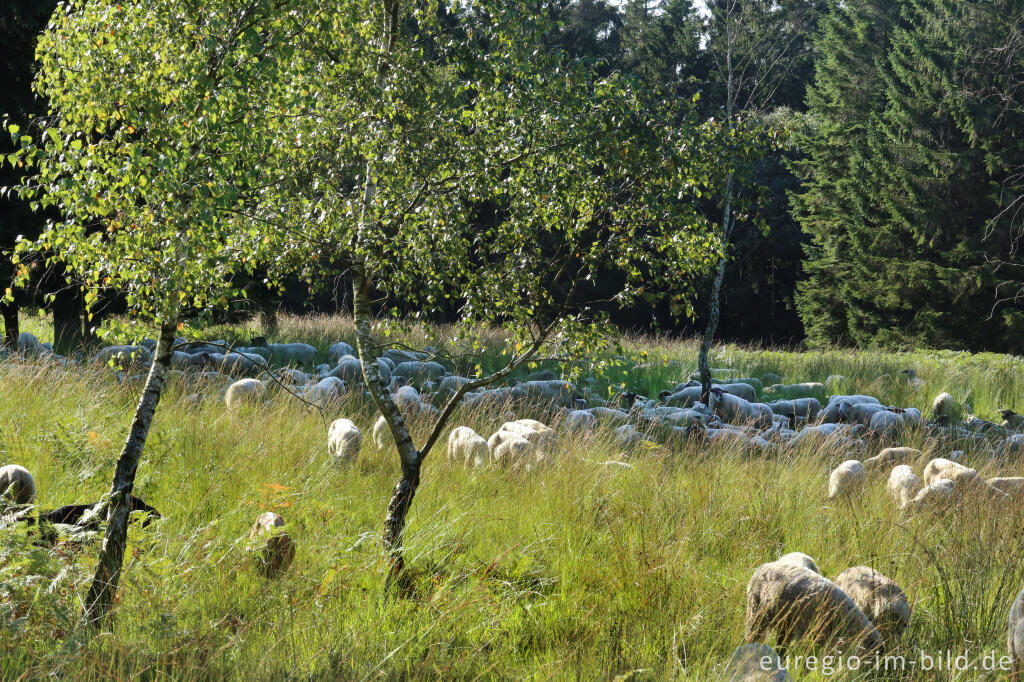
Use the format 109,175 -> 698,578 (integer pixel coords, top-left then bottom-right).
2,0 -> 1022,353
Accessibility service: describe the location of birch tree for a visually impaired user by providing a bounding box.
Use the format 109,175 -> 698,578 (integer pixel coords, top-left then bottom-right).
256,0 -> 725,572
6,0 -> 298,625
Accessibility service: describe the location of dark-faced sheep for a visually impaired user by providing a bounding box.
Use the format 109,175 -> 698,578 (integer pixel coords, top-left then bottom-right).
745,561 -> 884,652
833,566 -> 910,642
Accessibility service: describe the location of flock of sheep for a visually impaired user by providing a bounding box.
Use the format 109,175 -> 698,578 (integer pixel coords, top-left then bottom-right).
5,329 -> 1024,675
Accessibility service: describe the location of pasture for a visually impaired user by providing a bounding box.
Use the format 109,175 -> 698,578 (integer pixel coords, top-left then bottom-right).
2,313 -> 1024,680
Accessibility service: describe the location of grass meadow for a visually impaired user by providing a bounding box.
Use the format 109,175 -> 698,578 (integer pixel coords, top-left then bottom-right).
2,313 -> 1024,680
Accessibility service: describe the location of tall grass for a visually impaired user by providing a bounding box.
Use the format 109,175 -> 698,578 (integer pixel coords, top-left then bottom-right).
1,314 -> 1023,679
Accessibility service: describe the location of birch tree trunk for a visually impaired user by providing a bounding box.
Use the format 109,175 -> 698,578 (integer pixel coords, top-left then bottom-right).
84,314 -> 178,626
351,263 -> 420,573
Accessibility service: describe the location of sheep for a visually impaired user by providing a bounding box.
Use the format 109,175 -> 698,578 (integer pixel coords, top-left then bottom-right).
921,458 -> 1004,499
16,331 -> 43,356
0,464 -> 36,505
763,382 -> 826,399
302,376 -> 345,406
91,345 -> 153,370
219,351 -> 270,376
989,477 -> 1024,496
825,374 -> 845,389
563,409 -> 598,433
234,345 -> 271,360
840,402 -> 888,426
828,460 -> 867,499
1008,588 -> 1024,674
777,552 -> 820,575
613,423 -> 649,449
329,356 -> 391,385
1001,410 -> 1024,432
382,348 -> 426,365
275,368 -> 308,386
714,382 -> 757,403
462,386 -> 527,410
224,378 -> 267,410
392,385 -> 424,421
492,435 -> 534,470
865,447 -> 921,470
327,341 -> 356,365
267,342 -> 317,368
911,478 -> 956,511
887,465 -> 923,510
767,398 -> 822,423
833,566 -> 910,641
393,360 -> 446,383
724,643 -> 792,681
588,406 -> 632,427
498,420 -> 556,451
868,410 -> 904,437
761,373 -> 783,385
435,375 -> 473,403
709,388 -> 773,429
932,392 -> 961,422
664,385 -> 704,408
447,426 -> 489,468
521,380 -> 577,408
249,511 -> 295,578
744,561 -> 883,652
327,418 -> 362,462
999,434 -> 1024,456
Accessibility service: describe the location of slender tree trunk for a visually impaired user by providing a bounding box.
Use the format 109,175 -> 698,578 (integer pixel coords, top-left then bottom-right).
699,7 -> 737,403
1,300 -> 17,348
698,170 -> 734,402
350,263 -> 420,573
84,314 -> 178,626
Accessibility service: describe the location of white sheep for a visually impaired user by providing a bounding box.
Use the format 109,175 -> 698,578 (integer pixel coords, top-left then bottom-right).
393,360 -> 446,383
887,465 -> 922,510
745,561 -> 883,652
833,566 -> 910,641
1008,588 -> 1024,674
563,409 -> 598,433
724,643 -> 792,681
224,378 -> 267,410
911,478 -> 957,511
0,464 -> 36,505
932,392 -> 961,422
447,426 -> 489,468
921,458 -> 1004,499
709,389 -> 773,429
828,460 -> 867,499
268,342 -> 317,368
327,418 -> 362,462
92,344 -> 153,370
989,477 -> 1024,497
16,331 -> 43,355
868,410 -> 904,437
521,380 -> 578,408
776,552 -> 820,575
327,341 -> 356,365
865,447 -> 921,470
492,435 -> 534,470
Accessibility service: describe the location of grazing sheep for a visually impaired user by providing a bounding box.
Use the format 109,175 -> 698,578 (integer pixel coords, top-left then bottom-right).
521,380 -> 578,408
327,418 -> 362,462
744,561 -> 883,652
760,373 -> 783,385
887,465 -> 923,510
829,460 -> 867,499
932,392 -> 961,422
268,342 -> 317,368
777,552 -> 820,575
462,385 -> 528,410
921,458 -> 1004,499
392,385 -> 424,419
865,447 -> 921,470
911,478 -> 957,511
329,356 -> 391,385
989,477 -> 1024,497
588,406 -> 632,427
840,402 -> 888,426
327,341 -> 356,365
447,426 -> 489,468
563,409 -> 598,433
833,566 -> 910,641
1008,588 -> 1024,674
0,464 -> 36,505
709,388 -> 774,429
498,420 -> 556,451
382,349 -> 426,365
249,511 -> 295,578
1001,410 -> 1024,432
767,398 -> 822,422
724,643 -> 792,681
393,360 -> 446,383
999,434 -> 1024,456
91,344 -> 153,370
219,351 -> 270,376
224,378 -> 267,410
764,382 -> 826,399
234,345 -> 271,361
664,385 -> 704,408
492,435 -> 534,470
721,377 -> 766,392
435,375 -> 473,403
372,415 -> 393,451
868,410 -> 904,437
613,423 -> 650,449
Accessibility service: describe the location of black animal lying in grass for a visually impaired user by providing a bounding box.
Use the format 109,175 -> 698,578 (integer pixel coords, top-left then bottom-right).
21,495 -> 160,530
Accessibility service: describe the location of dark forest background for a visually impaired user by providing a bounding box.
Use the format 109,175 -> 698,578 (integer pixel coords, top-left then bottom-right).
3,0 -> 1022,353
